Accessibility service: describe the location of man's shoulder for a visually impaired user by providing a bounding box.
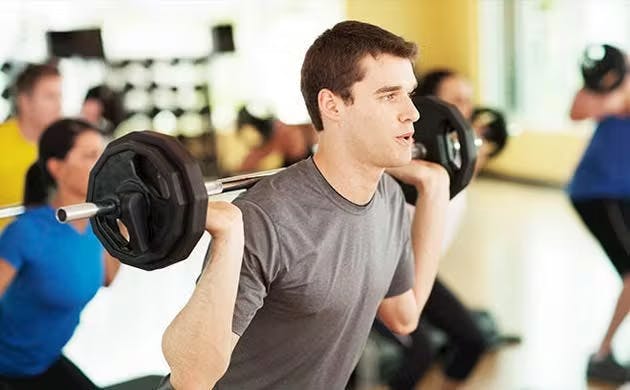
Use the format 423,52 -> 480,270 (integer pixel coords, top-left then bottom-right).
380,172 -> 405,204
233,160 -> 312,217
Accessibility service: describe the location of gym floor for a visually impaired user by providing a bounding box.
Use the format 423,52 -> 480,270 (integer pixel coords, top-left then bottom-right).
64,179 -> 629,390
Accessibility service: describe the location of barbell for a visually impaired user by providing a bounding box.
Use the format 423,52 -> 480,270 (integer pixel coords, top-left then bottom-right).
0,96 -> 477,271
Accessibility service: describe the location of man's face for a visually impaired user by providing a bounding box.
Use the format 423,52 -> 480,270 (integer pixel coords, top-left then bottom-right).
341,54 -> 419,169
19,75 -> 62,133
436,76 -> 473,120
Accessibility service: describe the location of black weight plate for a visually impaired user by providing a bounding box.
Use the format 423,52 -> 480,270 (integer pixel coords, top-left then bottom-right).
87,131 -> 206,270
88,137 -> 185,268
398,96 -> 477,203
127,131 -> 207,269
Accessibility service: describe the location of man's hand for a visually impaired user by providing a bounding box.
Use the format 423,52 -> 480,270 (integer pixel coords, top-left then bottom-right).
386,160 -> 450,195
205,201 -> 244,239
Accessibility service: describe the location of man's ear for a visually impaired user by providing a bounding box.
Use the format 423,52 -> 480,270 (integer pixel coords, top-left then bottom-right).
318,88 -> 343,126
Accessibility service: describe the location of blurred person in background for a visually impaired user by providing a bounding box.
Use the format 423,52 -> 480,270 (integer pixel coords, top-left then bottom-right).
236,106 -> 318,173
81,85 -> 126,138
569,44 -> 630,385
0,64 -> 62,230
0,119 -> 120,390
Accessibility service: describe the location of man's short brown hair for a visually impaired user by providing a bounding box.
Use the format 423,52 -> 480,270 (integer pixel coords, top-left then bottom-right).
300,21 -> 417,131
14,63 -> 60,97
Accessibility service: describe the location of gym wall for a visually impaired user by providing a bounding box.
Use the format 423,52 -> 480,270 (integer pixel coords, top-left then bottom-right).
347,0 -> 595,186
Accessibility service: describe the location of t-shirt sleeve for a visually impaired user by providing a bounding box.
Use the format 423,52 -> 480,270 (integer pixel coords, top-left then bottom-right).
229,198 -> 283,336
385,236 -> 414,298
385,186 -> 414,298
0,219 -> 29,269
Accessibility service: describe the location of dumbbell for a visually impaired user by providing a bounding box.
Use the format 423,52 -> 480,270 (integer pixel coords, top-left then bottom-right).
581,44 -> 627,93
0,97 -> 476,271
471,106 -> 508,158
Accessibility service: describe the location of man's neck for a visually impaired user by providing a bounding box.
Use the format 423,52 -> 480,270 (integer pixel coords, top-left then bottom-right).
17,116 -> 41,144
312,134 -> 383,205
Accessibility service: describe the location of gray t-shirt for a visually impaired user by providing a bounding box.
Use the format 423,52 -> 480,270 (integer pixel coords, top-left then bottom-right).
158,158 -> 413,390
216,158 -> 414,389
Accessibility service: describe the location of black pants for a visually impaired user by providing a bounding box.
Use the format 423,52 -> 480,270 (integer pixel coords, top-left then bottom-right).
571,198 -> 630,276
0,355 -> 97,390
374,278 -> 486,390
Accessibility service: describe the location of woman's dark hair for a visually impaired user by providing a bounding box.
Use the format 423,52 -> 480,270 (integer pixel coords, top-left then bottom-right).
416,69 -> 456,96
23,118 -> 98,207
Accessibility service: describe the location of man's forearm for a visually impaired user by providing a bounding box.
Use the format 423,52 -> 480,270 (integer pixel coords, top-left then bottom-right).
162,232 -> 244,389
410,186 -> 449,315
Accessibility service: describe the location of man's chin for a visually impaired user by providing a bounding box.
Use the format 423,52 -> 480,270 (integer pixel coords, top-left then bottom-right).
386,154 -> 413,168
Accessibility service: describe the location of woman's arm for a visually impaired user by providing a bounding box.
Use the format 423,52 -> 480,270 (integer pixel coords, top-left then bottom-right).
570,84 -> 630,121
0,258 -> 17,298
103,252 -> 120,287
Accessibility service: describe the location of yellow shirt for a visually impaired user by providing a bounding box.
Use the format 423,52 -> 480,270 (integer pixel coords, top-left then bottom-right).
0,118 -> 37,230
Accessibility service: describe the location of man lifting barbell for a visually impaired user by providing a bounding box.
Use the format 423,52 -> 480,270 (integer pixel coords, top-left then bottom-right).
0,21 -> 478,390
1,102 -> 474,269
159,21 -> 464,390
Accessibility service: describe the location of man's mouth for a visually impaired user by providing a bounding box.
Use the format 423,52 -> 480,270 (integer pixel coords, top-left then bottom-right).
395,131 -> 414,145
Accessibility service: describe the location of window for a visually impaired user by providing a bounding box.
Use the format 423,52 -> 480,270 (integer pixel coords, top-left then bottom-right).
479,0 -> 630,130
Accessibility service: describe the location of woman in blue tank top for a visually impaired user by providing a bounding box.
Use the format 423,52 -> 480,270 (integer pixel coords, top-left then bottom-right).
0,119 -> 120,389
569,74 -> 630,384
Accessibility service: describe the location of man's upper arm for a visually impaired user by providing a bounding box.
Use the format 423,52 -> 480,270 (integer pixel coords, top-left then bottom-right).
378,230 -> 417,332
379,182 -> 417,333
384,188 -> 414,299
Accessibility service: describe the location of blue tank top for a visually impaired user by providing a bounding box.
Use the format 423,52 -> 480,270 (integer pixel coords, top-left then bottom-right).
0,206 -> 104,377
568,116 -> 630,199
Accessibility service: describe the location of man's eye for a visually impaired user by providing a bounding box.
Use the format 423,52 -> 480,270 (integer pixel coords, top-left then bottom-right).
384,93 -> 396,101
